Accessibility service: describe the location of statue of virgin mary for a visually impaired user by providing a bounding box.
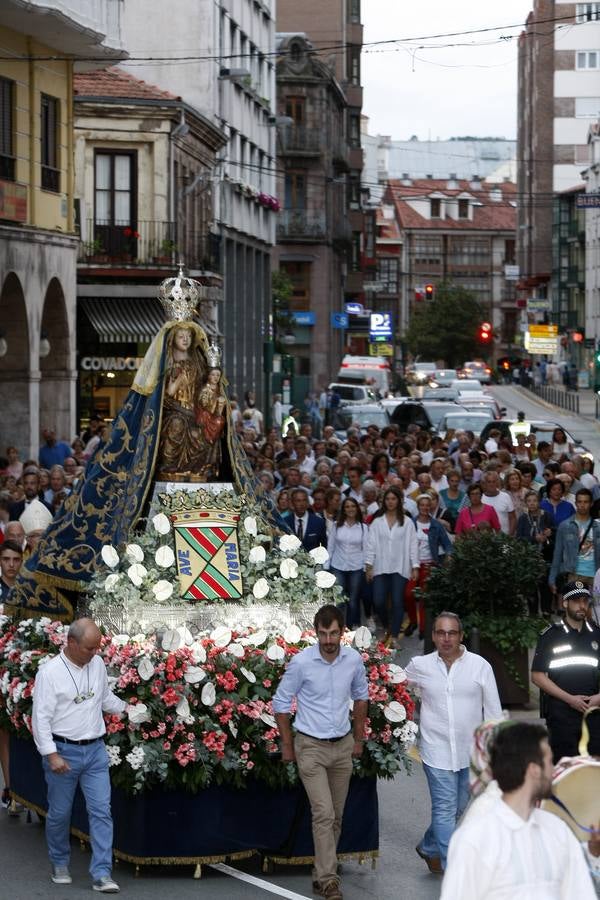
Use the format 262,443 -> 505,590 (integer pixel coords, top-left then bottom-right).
7,268 -> 275,621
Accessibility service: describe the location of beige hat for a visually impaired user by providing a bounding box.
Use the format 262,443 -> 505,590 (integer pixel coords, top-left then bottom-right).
19,499 -> 53,536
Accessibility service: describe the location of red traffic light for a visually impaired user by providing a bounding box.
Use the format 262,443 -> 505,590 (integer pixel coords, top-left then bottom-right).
424,283 -> 434,299
478,322 -> 492,344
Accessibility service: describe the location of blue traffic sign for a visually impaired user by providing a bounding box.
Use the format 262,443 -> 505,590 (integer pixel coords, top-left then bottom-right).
331,312 -> 349,329
291,311 -> 316,326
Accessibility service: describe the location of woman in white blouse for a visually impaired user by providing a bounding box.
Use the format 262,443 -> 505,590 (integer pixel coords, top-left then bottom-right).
327,497 -> 366,628
365,486 -> 419,648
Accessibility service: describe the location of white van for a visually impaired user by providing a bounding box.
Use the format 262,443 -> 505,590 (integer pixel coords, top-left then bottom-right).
336,355 -> 392,396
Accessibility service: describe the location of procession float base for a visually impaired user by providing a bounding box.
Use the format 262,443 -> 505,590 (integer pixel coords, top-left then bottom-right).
10,737 -> 379,869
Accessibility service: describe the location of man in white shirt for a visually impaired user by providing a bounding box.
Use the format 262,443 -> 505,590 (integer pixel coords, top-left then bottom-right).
441,721 -> 596,899
32,618 -> 132,893
430,458 -> 449,493
405,611 -> 502,873
481,470 -> 516,535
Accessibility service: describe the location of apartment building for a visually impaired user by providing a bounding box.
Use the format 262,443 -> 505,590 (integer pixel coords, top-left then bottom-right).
384,177 -> 517,362
517,1 -> 600,306
0,0 -> 125,456
120,0 -> 277,406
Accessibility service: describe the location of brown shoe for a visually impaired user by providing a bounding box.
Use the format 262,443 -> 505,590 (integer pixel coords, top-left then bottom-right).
313,879 -> 343,899
415,845 -> 443,874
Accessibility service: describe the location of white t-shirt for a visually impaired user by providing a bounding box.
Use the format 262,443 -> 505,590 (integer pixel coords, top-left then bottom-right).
416,519 -> 433,563
482,491 -> 515,534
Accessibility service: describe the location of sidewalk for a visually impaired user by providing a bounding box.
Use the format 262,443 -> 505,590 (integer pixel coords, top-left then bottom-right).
519,382 -> 600,423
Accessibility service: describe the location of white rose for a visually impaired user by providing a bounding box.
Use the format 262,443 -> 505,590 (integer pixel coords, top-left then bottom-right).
210,626 -> 232,648
252,578 -> 269,600
155,546 -> 175,568
309,546 -> 329,565
201,682 -> 216,706
279,533 -> 302,554
104,573 -> 120,594
353,626 -> 372,650
151,580 -> 173,602
152,513 -> 171,535
315,570 -> 336,589
101,544 -> 119,569
125,543 -> 144,564
243,516 -> 258,536
127,563 -> 147,587
280,558 -> 299,580
383,701 -> 407,723
267,643 -> 285,662
248,546 -> 266,565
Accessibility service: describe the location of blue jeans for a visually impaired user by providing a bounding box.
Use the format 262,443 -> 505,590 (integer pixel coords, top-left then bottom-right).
419,764 -> 470,869
372,573 -> 407,637
330,567 -> 363,628
42,739 -> 114,880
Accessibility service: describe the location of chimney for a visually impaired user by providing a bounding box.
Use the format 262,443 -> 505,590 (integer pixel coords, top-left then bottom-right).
401,173 -> 412,186
447,173 -> 458,189
470,174 -> 482,191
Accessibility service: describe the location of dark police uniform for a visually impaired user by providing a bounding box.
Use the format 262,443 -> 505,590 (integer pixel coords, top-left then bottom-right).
532,614 -> 600,761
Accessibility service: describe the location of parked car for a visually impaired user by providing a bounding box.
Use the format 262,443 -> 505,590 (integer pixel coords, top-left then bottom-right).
332,403 -> 390,439
459,397 -> 506,420
479,420 -> 594,461
328,382 -> 377,404
406,362 -> 437,385
450,379 -> 484,393
438,411 -> 492,438
460,361 -> 492,385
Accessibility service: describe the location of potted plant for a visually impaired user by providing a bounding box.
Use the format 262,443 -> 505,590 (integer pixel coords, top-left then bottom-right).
153,238 -> 178,264
423,530 -> 547,704
83,237 -> 108,263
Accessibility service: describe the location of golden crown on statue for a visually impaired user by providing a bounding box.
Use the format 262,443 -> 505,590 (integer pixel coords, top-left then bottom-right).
158,263 -> 201,321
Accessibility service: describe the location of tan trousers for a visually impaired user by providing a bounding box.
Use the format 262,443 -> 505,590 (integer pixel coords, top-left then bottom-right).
294,731 -> 354,884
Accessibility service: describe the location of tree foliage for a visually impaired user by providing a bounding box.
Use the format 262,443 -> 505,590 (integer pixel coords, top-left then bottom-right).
404,282 -> 486,367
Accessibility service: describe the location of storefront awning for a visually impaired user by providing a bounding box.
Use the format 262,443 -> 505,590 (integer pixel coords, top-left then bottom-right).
80,297 -> 165,344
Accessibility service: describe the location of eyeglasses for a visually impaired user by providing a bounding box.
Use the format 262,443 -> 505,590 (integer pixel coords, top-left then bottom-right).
433,629 -> 460,638
73,690 -> 95,704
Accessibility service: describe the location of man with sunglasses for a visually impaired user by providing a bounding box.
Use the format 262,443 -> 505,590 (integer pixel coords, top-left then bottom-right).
405,611 -> 501,874
32,618 -> 134,893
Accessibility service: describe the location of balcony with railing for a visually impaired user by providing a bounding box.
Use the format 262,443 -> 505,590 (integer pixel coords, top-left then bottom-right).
278,125 -> 324,156
276,210 -> 327,242
77,220 -> 221,273
5,0 -> 126,61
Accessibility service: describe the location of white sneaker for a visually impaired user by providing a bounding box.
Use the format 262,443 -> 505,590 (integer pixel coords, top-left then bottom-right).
92,875 -> 120,893
51,865 -> 72,885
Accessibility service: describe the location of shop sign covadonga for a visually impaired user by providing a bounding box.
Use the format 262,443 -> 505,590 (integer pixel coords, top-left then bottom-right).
80,357 -> 144,371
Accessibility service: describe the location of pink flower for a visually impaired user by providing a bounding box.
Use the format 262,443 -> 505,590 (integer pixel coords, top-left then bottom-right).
241,742 -> 250,752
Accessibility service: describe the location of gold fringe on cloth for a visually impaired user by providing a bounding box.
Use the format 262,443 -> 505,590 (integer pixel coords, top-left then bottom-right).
263,850 -> 379,868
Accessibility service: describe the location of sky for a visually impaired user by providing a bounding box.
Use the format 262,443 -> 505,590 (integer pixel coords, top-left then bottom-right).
362,1 -> 535,141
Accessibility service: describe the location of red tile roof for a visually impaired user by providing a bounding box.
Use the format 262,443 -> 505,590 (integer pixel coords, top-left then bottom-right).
74,67 -> 179,101
376,207 -> 401,241
386,178 -> 517,231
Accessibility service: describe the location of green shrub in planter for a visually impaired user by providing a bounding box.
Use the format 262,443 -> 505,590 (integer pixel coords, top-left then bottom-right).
424,530 -> 547,660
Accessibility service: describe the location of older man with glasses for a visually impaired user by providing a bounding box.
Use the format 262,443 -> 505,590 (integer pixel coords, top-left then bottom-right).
405,611 -> 502,874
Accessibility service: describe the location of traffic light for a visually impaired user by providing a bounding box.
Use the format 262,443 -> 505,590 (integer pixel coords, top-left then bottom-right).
478,321 -> 492,344
424,283 -> 434,299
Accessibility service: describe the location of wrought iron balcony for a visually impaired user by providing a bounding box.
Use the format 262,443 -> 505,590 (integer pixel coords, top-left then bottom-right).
278,125 -> 324,155
276,210 -> 327,241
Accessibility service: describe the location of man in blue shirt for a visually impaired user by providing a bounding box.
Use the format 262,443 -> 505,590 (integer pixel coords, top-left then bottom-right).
38,428 -> 73,470
273,605 -> 368,900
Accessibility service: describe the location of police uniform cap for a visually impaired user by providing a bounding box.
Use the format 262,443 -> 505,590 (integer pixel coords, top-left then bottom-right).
562,581 -> 592,603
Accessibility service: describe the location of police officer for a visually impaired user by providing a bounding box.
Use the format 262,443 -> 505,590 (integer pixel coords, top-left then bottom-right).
532,581 -> 600,761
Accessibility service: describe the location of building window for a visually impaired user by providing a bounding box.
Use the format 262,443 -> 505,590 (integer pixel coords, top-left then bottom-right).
285,96 -> 305,125
94,151 -> 137,256
504,239 -> 516,265
576,50 -> 599,69
576,3 -> 600,22
430,198 -> 441,218
575,97 -> 600,117
281,261 -> 311,310
377,258 -> 399,293
349,113 -> 361,147
0,77 -> 14,181
348,0 -> 361,23
348,176 -> 360,209
284,172 -> 306,209
458,198 -> 469,219
351,232 -> 361,271
41,94 -> 60,192
348,46 -> 360,85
